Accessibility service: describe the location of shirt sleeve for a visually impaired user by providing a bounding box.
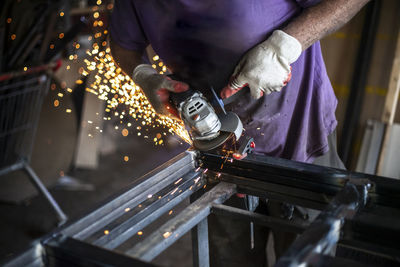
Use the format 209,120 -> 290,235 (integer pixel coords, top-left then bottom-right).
294,0 -> 322,8
109,0 -> 149,52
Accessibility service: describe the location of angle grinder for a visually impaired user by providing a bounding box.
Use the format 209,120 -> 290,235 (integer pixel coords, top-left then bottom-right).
170,88 -> 243,151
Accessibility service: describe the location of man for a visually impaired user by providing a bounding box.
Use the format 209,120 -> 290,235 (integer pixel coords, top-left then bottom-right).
110,0 -> 369,265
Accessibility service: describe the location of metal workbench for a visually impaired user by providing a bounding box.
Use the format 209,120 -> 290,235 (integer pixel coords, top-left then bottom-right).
3,150 -> 400,266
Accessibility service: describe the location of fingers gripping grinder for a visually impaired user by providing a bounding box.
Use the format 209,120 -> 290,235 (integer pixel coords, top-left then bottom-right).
170,89 -> 243,151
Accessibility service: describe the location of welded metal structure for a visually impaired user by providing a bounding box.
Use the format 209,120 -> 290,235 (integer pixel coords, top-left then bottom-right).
3,150 -> 400,267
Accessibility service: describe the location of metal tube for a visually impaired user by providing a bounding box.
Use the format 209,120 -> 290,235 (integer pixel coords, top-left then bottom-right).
90,172 -> 203,249
0,161 -> 24,176
339,1 -> 381,166
23,163 -> 67,224
192,218 -> 210,267
124,182 -> 236,262
218,172 -> 331,209
200,152 -> 400,208
211,204 -> 309,234
2,243 -> 43,267
63,151 -> 196,238
44,236 -> 154,267
201,152 -> 348,190
275,182 -> 368,267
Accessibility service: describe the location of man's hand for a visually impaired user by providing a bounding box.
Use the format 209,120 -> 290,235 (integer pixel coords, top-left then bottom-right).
220,30 -> 302,99
133,64 -> 189,118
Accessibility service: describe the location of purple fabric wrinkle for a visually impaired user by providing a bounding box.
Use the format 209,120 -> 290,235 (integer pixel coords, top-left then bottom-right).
284,44 -> 334,162
109,0 -> 338,163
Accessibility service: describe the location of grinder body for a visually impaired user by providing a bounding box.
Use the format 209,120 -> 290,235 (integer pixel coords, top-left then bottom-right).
170,89 -> 243,151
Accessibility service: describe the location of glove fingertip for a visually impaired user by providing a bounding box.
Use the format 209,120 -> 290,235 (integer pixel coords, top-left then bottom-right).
220,85 -> 239,99
229,79 -> 240,90
157,88 -> 170,102
230,73 -> 248,90
173,82 -> 189,93
283,71 -> 292,86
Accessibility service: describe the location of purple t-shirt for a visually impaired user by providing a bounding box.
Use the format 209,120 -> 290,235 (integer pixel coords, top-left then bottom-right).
110,0 -> 338,163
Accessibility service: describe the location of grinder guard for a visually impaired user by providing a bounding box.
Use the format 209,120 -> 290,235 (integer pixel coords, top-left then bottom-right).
170,90 -> 243,151
180,92 -> 221,141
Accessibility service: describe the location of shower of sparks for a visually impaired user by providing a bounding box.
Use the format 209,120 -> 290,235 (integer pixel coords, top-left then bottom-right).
163,231 -> 171,239
170,188 -> 178,195
47,6 -> 191,156
121,128 -> 129,136
174,178 -> 183,184
80,44 -> 192,145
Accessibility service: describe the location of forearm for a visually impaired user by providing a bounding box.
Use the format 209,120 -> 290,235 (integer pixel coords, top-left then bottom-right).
109,37 -> 143,76
283,0 -> 370,50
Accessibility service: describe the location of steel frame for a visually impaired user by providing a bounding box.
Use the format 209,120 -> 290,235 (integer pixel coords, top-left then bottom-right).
3,150 -> 400,267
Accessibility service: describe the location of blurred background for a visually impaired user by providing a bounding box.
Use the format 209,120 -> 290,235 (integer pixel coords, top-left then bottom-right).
0,0 -> 399,265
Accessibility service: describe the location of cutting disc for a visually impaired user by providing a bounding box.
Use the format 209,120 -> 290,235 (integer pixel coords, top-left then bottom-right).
192,111 -> 243,151
192,131 -> 233,151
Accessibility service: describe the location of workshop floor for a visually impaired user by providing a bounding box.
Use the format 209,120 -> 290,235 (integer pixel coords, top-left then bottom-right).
0,118 -> 192,266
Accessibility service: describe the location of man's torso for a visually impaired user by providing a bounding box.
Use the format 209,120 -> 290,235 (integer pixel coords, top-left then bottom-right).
110,0 -> 338,162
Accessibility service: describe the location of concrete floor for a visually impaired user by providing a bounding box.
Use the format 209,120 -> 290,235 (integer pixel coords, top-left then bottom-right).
0,90 -> 193,265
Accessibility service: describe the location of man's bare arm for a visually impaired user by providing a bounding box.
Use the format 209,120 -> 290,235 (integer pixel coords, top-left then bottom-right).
109,38 -> 143,76
284,0 -> 370,50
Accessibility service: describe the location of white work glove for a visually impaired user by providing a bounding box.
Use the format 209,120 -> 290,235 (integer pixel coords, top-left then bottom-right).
132,64 -> 189,117
220,30 -> 302,99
